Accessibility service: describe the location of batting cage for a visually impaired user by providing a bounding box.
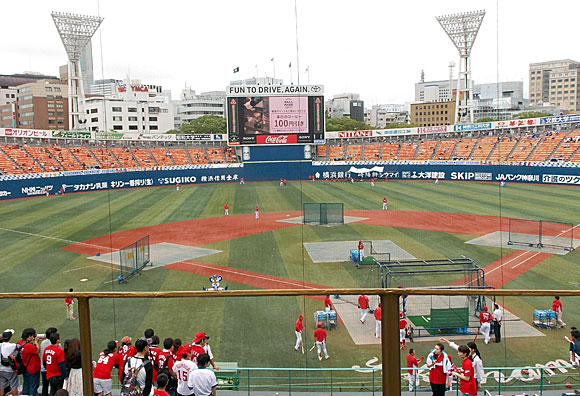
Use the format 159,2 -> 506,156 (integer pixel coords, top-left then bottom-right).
303,203 -> 344,225
508,218 -> 575,251
378,258 -> 490,337
118,235 -> 151,283
356,240 -> 391,264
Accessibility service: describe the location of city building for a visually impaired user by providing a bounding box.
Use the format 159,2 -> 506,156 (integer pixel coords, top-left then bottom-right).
90,79 -> 121,97
410,100 -> 456,127
365,104 -> 409,128
173,88 -> 225,129
325,93 -> 365,122
415,79 -> 458,103
472,81 -> 527,120
529,59 -> 580,112
230,77 -> 283,86
0,75 -> 68,129
81,79 -> 173,133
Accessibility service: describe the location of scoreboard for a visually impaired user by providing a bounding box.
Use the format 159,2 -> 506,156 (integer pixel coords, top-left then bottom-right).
226,84 -> 324,146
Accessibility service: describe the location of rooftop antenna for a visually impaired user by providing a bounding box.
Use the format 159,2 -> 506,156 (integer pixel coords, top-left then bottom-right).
436,10 -> 485,124
51,11 -> 103,131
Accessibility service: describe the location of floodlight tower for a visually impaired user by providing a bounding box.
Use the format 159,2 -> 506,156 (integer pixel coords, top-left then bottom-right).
436,10 -> 485,124
51,12 -> 103,131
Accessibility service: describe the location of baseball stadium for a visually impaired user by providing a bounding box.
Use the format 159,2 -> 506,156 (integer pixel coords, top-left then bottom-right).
2,3 -> 580,396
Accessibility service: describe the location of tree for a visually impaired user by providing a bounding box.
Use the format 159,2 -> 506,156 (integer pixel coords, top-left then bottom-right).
165,129 -> 179,134
325,117 -> 373,131
179,115 -> 227,134
475,117 -> 498,123
513,111 -> 552,120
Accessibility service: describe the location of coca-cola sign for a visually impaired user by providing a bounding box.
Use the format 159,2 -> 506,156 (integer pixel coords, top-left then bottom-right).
256,134 -> 298,144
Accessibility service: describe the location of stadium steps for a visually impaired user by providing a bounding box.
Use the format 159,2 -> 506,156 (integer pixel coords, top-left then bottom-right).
149,147 -> 175,167
77,147 -> 102,169
47,146 -> 81,171
466,137 -> 481,161
569,144 -> 580,162
430,141 -> 440,160
360,144 -> 365,160
435,139 -> 457,160
547,130 -> 578,161
524,132 -> 546,161
528,130 -> 567,162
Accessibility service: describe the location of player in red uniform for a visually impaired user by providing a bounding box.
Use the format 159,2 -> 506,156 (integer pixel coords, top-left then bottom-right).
117,336 -> 136,383
148,336 -> 162,382
314,323 -> 329,360
358,240 -> 365,261
64,288 -> 75,320
294,314 -> 304,351
224,203 -> 229,215
255,205 -> 259,219
42,333 -> 66,396
382,197 -> 388,210
374,303 -> 382,338
191,332 -> 208,366
400,312 -> 409,350
93,341 -> 121,396
479,306 -> 492,344
358,294 -> 369,324
451,345 -> 477,396
552,296 -> 566,328
157,338 -> 177,394
407,348 -> 424,392
324,295 -> 333,312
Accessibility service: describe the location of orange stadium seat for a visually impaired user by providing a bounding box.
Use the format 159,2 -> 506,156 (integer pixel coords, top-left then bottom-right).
381,142 -> 399,161
223,146 -> 237,163
23,145 -> 62,172
47,146 -> 84,171
528,131 -> 567,162
90,147 -> 117,169
2,145 -> 44,173
507,134 -> 540,162
346,144 -> 362,161
329,144 -> 345,161
316,145 -> 328,158
206,148 -> 224,164
111,147 -> 138,169
471,136 -> 498,161
188,148 -> 208,165
488,136 -> 518,162
434,139 -> 457,160
169,149 -> 192,166
362,143 -> 380,161
0,145 -> 25,174
415,140 -> 437,161
397,142 -> 418,160
150,148 -> 175,167
131,147 -> 156,167
453,138 -> 478,160
550,130 -> 580,162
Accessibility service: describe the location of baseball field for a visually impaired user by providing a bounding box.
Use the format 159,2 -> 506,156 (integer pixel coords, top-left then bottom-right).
0,179 -> 578,374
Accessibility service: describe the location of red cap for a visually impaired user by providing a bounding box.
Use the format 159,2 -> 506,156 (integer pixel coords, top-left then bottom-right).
177,345 -> 191,357
193,332 -> 209,343
483,306 -> 488,311
299,314 -> 304,319
400,312 -> 404,317
317,322 -> 323,328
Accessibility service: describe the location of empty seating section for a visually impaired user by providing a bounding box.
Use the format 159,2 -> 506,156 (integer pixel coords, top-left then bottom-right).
346,144 -> 362,161
550,130 -> 580,161
111,147 -> 138,168
223,147 -> 237,162
316,145 -> 328,158
329,144 -> 345,161
150,148 -> 174,167
453,138 -> 478,160
0,145 -> 24,174
415,140 -> 437,161
381,142 -> 399,161
528,131 -> 567,162
363,143 -> 380,161
470,136 -> 497,161
74,147 -> 101,168
131,148 -> 156,167
24,146 -> 62,172
508,135 -> 539,162
434,140 -> 457,160
90,147 -> 117,169
206,148 -> 224,164
488,136 -> 518,162
188,148 -> 208,165
397,142 -> 418,160
47,146 -> 82,171
169,149 -> 192,165
2,145 -> 43,173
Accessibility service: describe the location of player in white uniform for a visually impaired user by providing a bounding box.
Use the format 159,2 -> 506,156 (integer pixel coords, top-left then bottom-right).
173,345 -> 196,396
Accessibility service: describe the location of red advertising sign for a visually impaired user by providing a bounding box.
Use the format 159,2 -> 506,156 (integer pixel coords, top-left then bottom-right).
256,134 -> 298,144
338,131 -> 373,138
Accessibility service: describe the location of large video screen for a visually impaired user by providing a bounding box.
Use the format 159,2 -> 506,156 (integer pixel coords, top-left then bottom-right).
226,85 -> 324,145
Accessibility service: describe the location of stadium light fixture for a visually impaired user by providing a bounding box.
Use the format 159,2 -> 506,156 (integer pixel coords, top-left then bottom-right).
51,11 -> 103,131
436,10 -> 485,124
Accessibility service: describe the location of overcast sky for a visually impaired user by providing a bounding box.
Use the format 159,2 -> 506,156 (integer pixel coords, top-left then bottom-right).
2,0 -> 579,105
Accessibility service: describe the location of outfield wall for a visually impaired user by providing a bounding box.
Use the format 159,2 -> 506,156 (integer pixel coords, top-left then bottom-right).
0,162 -> 578,200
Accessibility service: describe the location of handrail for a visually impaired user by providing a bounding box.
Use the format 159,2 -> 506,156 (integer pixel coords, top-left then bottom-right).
2,287 -> 578,395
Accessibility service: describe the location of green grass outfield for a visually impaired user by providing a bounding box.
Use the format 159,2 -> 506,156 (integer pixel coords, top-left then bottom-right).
0,180 -> 578,371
